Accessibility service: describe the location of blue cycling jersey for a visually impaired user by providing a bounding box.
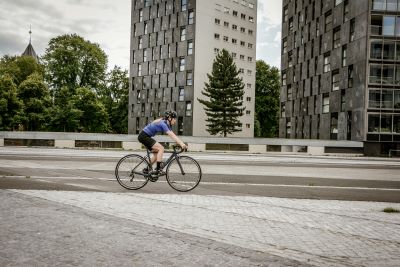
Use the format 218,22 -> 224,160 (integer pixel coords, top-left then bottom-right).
143,120 -> 171,137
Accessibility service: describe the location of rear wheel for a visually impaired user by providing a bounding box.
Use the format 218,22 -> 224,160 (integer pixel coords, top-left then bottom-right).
115,154 -> 149,190
166,156 -> 201,192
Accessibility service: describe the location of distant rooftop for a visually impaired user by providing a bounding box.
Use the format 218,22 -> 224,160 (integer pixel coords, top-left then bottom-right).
22,27 -> 39,61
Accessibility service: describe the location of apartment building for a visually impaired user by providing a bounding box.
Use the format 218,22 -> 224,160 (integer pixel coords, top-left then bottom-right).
280,0 -> 400,155
128,0 -> 257,137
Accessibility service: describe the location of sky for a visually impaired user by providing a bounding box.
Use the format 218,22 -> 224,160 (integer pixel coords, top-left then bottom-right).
0,0 -> 282,70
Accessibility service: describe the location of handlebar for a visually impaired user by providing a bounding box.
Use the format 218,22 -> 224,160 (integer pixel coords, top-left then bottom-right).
172,145 -> 187,154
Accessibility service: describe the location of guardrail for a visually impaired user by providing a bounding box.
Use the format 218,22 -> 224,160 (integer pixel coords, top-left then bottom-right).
0,131 -> 364,155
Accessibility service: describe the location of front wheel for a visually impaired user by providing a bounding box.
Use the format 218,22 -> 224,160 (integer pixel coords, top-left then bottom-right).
166,156 -> 202,192
115,154 -> 150,190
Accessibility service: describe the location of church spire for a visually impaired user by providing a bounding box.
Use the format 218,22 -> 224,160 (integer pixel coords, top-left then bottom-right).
22,25 -> 38,61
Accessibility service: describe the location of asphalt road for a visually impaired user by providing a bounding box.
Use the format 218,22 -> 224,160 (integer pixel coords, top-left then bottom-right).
1,147 -> 400,202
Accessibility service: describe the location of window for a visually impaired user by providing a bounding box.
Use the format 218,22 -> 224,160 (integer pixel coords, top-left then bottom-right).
248,56 -> 253,62
232,38 -> 237,44
233,10 -> 238,17
224,21 -> 229,27
143,49 -> 148,62
179,86 -> 184,101
249,16 -> 254,22
186,101 -> 192,116
341,90 -> 346,111
342,45 -> 347,67
348,65 -> 353,88
335,0 -> 343,6
247,70 -> 252,75
370,40 -> 382,59
240,27 -> 245,33
350,19 -> 355,41
383,16 -> 395,36
179,57 -> 185,71
224,7 -> 230,14
246,97 -> 251,101
288,51 -> 293,67
187,40 -> 193,55
246,110 -> 251,115
239,68 -> 244,73
325,11 -> 332,32
241,13 -> 246,20
289,17 -> 294,32
281,103 -> 286,117
186,71 -> 193,85
343,0 -> 349,22
214,48 -> 220,53
333,27 -> 341,48
322,94 -> 330,113
168,44 -> 171,58
240,41 -> 245,46
283,5 -> 288,22
180,27 -> 186,41
330,113 -> 338,139
132,51 -> 136,63
248,29 -> 253,35
215,3 -> 221,11
144,22 -> 148,34
240,54 -> 245,60
214,33 -> 220,40
247,83 -> 251,89
370,64 -> 382,84
316,18 -> 320,36
138,63 -> 142,76
223,36 -> 229,42
188,10 -> 194,24
283,38 -> 288,53
332,70 -> 340,91
232,52 -> 237,58
282,72 -> 287,86
138,36 -> 143,49
372,0 -> 385,10
181,0 -> 187,11
139,9 -> 143,22
382,65 -> 395,84
287,84 -> 292,99
232,24 -> 237,30
368,114 -> 380,132
324,53 -> 331,73
383,42 -> 395,59
249,2 -> 254,9
248,43 -> 253,49
286,119 -> 291,138
369,89 -> 381,108
215,18 -> 221,25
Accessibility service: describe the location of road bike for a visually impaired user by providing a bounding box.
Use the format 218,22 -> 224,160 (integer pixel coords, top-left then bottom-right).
115,145 -> 202,192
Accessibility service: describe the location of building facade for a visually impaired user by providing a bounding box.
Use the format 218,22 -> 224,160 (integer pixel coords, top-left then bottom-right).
279,0 -> 400,155
129,0 -> 257,137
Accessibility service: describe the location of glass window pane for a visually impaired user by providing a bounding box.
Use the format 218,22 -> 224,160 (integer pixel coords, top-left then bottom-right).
381,114 -> 393,132
383,42 -> 395,59
373,0 -> 385,10
370,65 -> 382,83
395,91 -> 400,108
368,114 -> 380,132
394,115 -> 400,133
396,17 -> 400,36
383,16 -> 395,36
382,65 -> 395,84
371,41 -> 382,59
387,0 -> 397,10
369,90 -> 381,108
382,90 -> 394,108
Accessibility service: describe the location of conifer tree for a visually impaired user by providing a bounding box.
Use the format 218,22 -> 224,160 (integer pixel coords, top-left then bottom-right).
198,49 -> 245,137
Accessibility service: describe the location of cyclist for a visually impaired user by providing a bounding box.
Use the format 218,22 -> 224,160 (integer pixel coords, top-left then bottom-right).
138,110 -> 188,176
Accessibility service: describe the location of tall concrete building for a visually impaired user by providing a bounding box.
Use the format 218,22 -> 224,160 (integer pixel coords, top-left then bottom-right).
129,0 -> 257,137
279,0 -> 400,155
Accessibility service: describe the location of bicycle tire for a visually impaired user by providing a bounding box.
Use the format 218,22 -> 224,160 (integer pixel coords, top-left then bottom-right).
115,154 -> 150,190
166,156 -> 202,192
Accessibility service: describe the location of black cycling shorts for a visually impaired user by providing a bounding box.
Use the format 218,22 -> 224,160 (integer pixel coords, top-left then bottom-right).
138,131 -> 156,151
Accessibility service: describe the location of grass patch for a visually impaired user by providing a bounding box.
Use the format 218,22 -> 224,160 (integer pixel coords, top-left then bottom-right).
383,207 -> 400,213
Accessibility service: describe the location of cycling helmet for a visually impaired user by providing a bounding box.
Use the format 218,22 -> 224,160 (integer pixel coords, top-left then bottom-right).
164,110 -> 178,119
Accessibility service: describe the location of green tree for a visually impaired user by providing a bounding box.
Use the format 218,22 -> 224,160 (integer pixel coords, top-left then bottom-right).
0,74 -> 23,130
42,34 -> 108,98
72,87 -> 110,133
18,73 -> 52,131
99,66 -> 129,133
255,60 -> 280,137
198,49 -> 245,137
0,55 -> 44,86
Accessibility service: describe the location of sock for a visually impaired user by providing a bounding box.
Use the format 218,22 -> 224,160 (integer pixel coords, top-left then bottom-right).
156,162 -> 163,170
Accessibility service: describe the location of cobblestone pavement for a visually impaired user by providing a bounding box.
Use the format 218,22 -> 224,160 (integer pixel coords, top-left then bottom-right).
4,189 -> 400,266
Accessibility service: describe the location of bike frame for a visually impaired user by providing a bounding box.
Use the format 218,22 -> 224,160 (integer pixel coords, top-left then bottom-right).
143,146 -> 186,176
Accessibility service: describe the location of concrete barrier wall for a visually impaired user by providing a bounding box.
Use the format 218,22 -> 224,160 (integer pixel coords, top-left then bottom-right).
0,131 -> 364,155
